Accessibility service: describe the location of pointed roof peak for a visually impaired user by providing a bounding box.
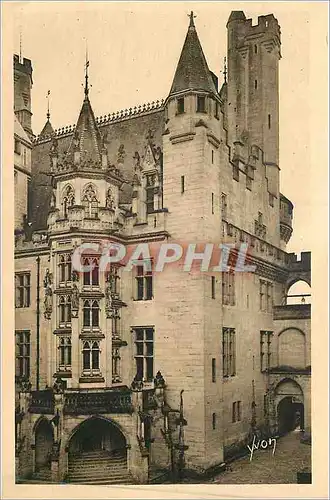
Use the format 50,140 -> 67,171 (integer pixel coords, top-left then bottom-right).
188,11 -> 196,29
39,118 -> 54,139
169,12 -> 217,96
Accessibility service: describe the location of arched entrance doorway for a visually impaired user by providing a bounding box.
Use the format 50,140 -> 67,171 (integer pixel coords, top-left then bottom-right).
67,417 -> 129,484
275,378 -> 304,436
278,396 -> 304,435
34,418 -> 54,472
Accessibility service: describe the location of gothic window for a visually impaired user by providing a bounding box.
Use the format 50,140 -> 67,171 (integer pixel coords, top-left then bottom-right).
177,97 -> 185,114
146,174 -> 155,214
58,295 -> 71,325
83,257 -> 99,286
58,337 -> 71,372
215,102 -> 219,119
133,327 -> 154,381
83,299 -> 99,328
82,184 -> 98,218
62,185 -> 75,218
135,261 -> 153,300
15,331 -> 30,379
222,271 -> 235,306
58,253 -> 72,283
15,273 -> 31,308
232,401 -> 242,422
197,95 -> 206,113
212,413 -> 216,429
14,138 -> 21,154
259,280 -> 273,312
223,327 -> 236,377
233,163 -> 239,181
82,340 -> 100,374
260,331 -> 273,371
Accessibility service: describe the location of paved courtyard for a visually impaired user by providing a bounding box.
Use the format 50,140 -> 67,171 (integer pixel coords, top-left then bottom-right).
210,430 -> 311,484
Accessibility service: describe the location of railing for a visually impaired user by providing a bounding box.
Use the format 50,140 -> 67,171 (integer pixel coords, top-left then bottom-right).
63,389 -> 133,415
29,390 -> 54,414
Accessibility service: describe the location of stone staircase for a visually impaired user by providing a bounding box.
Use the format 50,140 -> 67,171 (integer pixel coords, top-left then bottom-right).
67,450 -> 134,485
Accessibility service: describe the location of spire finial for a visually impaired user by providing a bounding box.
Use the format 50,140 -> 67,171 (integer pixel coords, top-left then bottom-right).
84,40 -> 90,98
19,26 -> 23,63
46,90 -> 51,120
188,11 -> 196,28
223,56 -> 227,84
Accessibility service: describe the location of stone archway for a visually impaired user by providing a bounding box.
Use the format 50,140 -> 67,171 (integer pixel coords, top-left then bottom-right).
66,417 -> 129,484
34,418 -> 54,472
275,378 -> 304,436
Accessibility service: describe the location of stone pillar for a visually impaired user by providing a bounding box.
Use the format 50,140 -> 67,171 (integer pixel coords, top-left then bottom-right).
71,314 -> 79,386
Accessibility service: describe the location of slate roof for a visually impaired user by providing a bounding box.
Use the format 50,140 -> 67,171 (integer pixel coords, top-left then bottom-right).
169,13 -> 217,96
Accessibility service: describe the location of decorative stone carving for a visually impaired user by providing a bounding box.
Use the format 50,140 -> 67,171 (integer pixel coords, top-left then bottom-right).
154,370 -> 166,388
44,270 -> 53,320
71,283 -> 79,314
50,137 -> 58,154
105,279 -> 112,318
154,146 -> 162,165
71,270 -> 79,282
53,377 -> 65,394
43,269 -> 53,288
133,151 -> 141,170
72,129 -> 80,150
117,144 -> 126,164
131,375 -> 143,392
20,379 -> 32,393
105,187 -> 115,209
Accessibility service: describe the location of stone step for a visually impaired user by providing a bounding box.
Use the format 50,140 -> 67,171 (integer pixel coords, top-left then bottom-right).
69,455 -> 125,463
69,467 -> 128,476
69,462 -> 127,470
68,476 -> 134,485
69,466 -> 128,474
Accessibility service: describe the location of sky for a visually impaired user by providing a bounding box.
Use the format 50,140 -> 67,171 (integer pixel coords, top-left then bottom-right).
11,1 -> 325,254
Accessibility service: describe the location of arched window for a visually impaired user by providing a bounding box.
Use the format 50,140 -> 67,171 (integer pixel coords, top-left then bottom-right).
58,253 -> 72,283
58,337 -> 71,371
83,299 -> 99,328
82,340 -> 100,374
59,295 -> 71,325
82,184 -> 98,219
286,281 -> 311,305
83,257 -> 99,286
62,185 -> 75,218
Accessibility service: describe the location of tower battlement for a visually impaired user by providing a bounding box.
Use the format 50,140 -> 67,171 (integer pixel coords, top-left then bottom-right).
227,12 -> 281,46
13,54 -> 33,77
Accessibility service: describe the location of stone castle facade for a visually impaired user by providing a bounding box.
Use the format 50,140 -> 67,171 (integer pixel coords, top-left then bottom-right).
14,10 -> 311,484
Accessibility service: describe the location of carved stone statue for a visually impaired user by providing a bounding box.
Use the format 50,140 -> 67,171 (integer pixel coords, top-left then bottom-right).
50,137 -> 58,154
72,129 -> 80,150
71,283 -> 79,310
105,188 -> 115,209
44,287 -> 53,320
117,144 -> 126,164
43,269 -> 53,289
133,151 -> 141,170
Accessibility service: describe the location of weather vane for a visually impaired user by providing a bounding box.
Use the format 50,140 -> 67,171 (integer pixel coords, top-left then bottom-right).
46,90 -> 51,120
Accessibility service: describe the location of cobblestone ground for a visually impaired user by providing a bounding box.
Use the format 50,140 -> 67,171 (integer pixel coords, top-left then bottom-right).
210,430 -> 311,484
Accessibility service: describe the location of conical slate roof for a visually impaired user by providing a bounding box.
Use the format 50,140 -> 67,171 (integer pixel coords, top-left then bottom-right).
66,83 -> 102,163
39,118 -> 54,139
169,12 -> 217,96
